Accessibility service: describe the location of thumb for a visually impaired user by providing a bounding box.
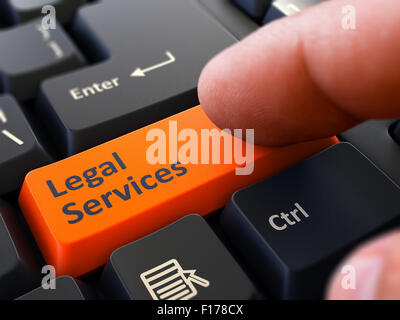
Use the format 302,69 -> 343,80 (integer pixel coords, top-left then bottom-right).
198,0 -> 400,146
326,230 -> 400,300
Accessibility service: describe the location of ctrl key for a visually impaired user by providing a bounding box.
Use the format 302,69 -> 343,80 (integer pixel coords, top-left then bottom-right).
101,214 -> 258,300
221,143 -> 400,299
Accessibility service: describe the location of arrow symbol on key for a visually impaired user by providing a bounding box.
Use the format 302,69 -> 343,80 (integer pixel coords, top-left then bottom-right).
130,51 -> 176,77
2,130 -> 24,145
0,109 -> 7,123
0,108 -> 24,145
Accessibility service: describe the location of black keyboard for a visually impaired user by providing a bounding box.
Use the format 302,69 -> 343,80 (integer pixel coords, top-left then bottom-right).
1,0 -> 400,301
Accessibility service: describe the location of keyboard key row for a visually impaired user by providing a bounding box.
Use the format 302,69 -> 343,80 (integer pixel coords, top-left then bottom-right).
11,141 -> 400,300
16,143 -> 399,300
221,143 -> 400,299
18,105 -> 337,277
37,0 -> 236,156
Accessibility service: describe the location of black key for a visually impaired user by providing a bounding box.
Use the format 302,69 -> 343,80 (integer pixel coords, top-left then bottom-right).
38,0 -> 236,156
0,95 -> 51,195
3,0 -> 87,24
0,18 -> 85,101
221,143 -> 400,299
391,121 -> 400,144
263,0 -> 325,24
17,276 -> 94,300
341,120 -> 400,186
0,200 -> 41,299
101,214 -> 258,300
232,0 -> 271,22
198,0 -> 259,39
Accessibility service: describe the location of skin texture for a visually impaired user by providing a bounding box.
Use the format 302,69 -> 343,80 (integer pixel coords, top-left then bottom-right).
199,0 -> 400,146
198,0 -> 400,299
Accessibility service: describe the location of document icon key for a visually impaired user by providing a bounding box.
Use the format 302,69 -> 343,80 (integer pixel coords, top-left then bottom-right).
140,259 -> 209,300
101,215 -> 259,299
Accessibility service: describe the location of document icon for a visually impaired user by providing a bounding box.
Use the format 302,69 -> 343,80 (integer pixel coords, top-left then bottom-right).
140,259 -> 210,300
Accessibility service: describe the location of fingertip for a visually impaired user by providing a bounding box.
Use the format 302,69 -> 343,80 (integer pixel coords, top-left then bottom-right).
198,47 -> 238,131
199,0 -> 400,147
198,54 -> 218,124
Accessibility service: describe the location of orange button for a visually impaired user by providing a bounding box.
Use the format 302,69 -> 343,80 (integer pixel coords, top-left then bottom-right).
18,106 -> 337,277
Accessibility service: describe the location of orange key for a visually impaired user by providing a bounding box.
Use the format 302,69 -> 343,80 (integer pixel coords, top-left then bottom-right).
19,106 -> 338,277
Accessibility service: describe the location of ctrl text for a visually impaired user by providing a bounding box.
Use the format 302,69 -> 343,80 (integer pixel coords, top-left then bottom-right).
268,202 -> 310,231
